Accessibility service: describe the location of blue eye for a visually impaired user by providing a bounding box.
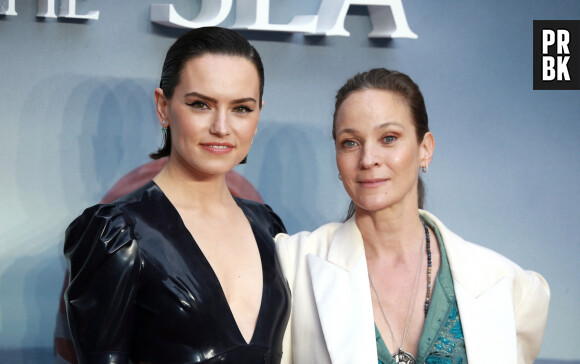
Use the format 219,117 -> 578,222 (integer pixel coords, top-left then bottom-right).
342,140 -> 358,148
383,136 -> 396,144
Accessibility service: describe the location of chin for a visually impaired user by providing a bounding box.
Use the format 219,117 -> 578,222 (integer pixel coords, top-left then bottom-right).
352,200 -> 390,213
207,163 -> 238,175
357,190 -> 408,210
187,161 -> 235,176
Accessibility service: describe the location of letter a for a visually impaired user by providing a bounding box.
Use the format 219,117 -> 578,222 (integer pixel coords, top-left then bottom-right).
315,0 -> 417,38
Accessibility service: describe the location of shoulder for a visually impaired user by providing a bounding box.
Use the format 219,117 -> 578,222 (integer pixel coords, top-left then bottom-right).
235,196 -> 269,213
66,203 -> 131,245
63,184 -> 158,269
421,210 -> 550,308
421,210 -> 524,270
421,210 -> 550,361
235,197 -> 287,235
274,221 -> 344,297
275,220 -> 345,266
66,180 -> 162,241
64,202 -> 136,264
276,221 -> 344,248
65,181 -> 156,244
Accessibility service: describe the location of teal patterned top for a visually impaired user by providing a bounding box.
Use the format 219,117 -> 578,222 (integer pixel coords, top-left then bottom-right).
376,215 -> 468,364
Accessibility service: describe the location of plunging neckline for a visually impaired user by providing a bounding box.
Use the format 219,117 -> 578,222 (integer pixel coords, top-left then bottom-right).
152,181 -> 266,346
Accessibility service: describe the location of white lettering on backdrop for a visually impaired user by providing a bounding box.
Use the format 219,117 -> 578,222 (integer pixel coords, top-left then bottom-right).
151,0 -> 233,28
1,0 -> 416,39
56,0 -> 99,19
0,0 -> 17,15
0,0 -> 99,19
151,0 -> 418,38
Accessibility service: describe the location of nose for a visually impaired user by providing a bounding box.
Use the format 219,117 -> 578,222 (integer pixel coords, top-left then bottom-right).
209,110 -> 231,137
359,144 -> 380,169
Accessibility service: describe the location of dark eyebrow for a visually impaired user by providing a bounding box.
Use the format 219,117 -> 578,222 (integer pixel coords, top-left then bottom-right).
185,92 -> 217,104
185,92 -> 257,105
232,97 -> 257,104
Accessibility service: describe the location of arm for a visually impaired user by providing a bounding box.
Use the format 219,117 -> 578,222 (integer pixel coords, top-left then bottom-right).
64,205 -> 141,364
275,233 -> 294,364
515,270 -> 550,364
264,203 -> 287,236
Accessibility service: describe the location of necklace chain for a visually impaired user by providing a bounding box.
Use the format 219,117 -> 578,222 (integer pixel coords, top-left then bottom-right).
368,218 -> 432,364
424,219 -> 432,316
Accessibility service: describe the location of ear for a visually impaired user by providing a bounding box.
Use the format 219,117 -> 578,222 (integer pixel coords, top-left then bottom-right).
419,132 -> 435,169
155,88 -> 169,127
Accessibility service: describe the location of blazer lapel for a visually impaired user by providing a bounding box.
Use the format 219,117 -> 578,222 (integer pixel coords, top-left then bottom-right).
420,211 -> 518,364
307,218 -> 378,364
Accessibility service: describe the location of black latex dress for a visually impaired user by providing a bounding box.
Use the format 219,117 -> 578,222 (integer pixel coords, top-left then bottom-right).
64,181 -> 290,364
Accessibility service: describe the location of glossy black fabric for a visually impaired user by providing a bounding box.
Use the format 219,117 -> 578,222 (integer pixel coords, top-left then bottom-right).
64,181 -> 290,364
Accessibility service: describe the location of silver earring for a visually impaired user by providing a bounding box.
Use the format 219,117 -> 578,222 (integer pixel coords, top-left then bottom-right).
162,121 -> 167,135
421,165 -> 428,173
338,174 -> 342,181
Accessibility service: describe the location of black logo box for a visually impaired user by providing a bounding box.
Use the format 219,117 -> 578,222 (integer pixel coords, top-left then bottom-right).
533,20 -> 580,90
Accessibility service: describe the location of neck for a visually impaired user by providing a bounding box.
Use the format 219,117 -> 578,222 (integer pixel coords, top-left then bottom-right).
153,156 -> 234,211
356,203 -> 424,262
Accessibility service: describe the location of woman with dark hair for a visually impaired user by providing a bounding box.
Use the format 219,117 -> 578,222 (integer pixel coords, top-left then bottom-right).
276,68 -> 549,364
64,27 -> 289,364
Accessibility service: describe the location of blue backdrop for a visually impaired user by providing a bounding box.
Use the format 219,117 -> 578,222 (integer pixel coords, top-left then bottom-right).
1,1 -> 579,362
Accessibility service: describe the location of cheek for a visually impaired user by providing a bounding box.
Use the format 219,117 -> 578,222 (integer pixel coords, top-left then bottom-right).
335,152 -> 347,173
390,146 -> 417,169
236,122 -> 258,142
171,118 -> 203,144
168,109 -> 188,134
335,152 -> 357,177
167,103 -> 185,122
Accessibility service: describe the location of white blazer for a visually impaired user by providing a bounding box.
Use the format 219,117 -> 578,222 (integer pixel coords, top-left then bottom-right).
275,210 -> 550,364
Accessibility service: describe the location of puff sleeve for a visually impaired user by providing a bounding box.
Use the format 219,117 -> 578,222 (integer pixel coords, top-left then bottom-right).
63,204 -> 141,364
515,270 -> 550,364
264,204 -> 287,236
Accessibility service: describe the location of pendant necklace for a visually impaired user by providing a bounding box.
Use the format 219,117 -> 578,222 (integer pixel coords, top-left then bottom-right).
368,218 -> 432,364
